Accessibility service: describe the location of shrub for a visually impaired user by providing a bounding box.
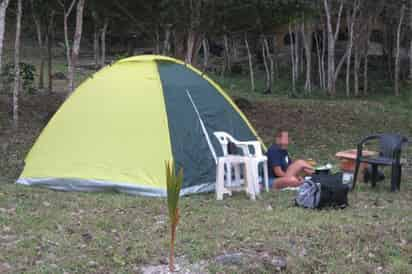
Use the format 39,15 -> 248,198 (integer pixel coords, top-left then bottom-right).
1,62 -> 36,94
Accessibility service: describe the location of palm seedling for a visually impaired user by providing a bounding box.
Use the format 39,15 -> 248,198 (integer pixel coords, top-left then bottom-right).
165,160 -> 183,272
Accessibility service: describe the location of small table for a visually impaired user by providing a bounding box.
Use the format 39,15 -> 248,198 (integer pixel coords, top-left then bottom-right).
335,150 -> 377,187
335,149 -> 377,173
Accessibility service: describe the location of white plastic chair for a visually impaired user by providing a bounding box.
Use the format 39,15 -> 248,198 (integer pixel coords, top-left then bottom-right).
213,132 -> 269,199
215,155 -> 256,200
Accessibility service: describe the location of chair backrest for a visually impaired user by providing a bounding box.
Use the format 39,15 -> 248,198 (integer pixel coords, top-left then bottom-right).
379,134 -> 406,159
213,132 -> 236,156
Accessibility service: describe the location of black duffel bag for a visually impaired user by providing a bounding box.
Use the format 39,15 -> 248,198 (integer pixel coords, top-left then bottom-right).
296,173 -> 349,209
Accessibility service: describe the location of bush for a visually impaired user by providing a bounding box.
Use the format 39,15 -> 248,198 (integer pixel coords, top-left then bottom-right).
1,62 -> 36,94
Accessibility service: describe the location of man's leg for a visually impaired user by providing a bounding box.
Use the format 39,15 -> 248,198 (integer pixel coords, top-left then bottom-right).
273,160 -> 314,190
285,160 -> 314,177
273,176 -> 300,189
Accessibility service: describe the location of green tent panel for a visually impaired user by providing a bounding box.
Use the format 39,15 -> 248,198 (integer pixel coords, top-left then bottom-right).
17,55 -> 263,196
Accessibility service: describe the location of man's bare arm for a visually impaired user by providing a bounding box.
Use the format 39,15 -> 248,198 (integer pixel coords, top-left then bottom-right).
273,166 -> 286,177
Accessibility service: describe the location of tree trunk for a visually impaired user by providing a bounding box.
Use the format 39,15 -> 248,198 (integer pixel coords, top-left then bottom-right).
394,3 -> 406,96
354,44 -> 360,96
162,25 -> 171,55
294,24 -> 300,80
272,35 -> 279,79
155,27 -> 160,54
345,51 -> 351,97
409,0 -> 412,82
324,0 -> 335,95
363,20 -> 371,95
409,38 -> 412,82
174,30 -> 185,60
244,34 -> 255,92
314,32 -> 323,89
100,18 -> 108,68
63,0 -> 76,93
47,11 -> 55,93
91,11 -> 99,69
93,28 -> 99,69
202,38 -> 209,70
185,30 -> 196,64
301,21 -> 313,94
68,0 -> 85,94
345,11 -> 352,97
363,53 -> 369,95
321,27 -> 327,89
383,23 -> 394,81
223,33 -> 231,74
261,37 -> 270,93
31,0 -> 45,89
323,0 -> 343,96
0,0 -> 10,74
263,36 -> 274,92
289,24 -> 296,95
13,0 -> 22,128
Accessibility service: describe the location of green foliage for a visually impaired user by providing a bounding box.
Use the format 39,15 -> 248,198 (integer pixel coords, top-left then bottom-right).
166,160 -> 183,225
1,62 -> 36,94
165,160 -> 183,272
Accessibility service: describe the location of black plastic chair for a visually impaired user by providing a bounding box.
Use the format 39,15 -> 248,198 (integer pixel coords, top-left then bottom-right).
352,134 -> 409,192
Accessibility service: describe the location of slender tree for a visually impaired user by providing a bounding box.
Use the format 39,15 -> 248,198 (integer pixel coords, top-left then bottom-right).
13,0 -> 22,128
394,2 -> 406,96
30,0 -> 47,89
345,0 -> 360,97
244,33 -> 255,92
409,0 -> 412,82
0,0 -> 10,74
289,23 -> 297,95
323,0 -> 343,95
46,10 -> 55,93
301,19 -> 314,94
60,0 -> 86,94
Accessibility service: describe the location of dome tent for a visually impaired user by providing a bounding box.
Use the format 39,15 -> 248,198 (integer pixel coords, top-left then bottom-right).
17,55 -> 263,196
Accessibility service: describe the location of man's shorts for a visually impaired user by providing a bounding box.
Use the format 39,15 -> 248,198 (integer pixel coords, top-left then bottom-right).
261,177 -> 276,189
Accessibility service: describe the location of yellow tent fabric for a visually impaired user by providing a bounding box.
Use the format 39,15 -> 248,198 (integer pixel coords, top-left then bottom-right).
19,59 -> 173,195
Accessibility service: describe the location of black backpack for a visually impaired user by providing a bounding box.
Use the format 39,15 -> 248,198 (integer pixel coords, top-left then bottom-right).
296,173 -> 349,209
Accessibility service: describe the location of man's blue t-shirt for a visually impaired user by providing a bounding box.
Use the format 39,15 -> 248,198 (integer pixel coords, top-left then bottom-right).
267,144 -> 291,178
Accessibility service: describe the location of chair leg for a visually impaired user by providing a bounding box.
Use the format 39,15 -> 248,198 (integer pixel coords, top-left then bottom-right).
397,166 -> 402,190
250,159 -> 260,196
263,160 -> 269,192
227,162 -> 232,188
234,164 -> 241,186
352,160 -> 361,191
216,159 -> 225,200
244,160 -> 256,200
391,164 -> 401,192
371,164 -> 378,188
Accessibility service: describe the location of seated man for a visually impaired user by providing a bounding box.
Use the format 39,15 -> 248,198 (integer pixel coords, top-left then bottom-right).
266,129 -> 314,190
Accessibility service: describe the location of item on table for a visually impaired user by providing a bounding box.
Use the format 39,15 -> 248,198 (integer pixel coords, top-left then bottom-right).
315,163 -> 333,175
306,158 -> 317,166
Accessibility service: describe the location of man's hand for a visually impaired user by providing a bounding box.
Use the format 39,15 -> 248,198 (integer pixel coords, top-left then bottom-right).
303,167 -> 315,175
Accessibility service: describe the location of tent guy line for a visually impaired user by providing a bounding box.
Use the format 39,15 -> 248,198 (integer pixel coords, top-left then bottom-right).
186,88 -> 218,164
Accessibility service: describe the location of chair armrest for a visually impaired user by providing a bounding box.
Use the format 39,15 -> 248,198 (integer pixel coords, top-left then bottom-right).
357,135 -> 380,160
234,141 -> 263,157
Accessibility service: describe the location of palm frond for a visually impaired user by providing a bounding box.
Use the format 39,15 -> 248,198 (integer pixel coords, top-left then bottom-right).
165,160 -> 183,224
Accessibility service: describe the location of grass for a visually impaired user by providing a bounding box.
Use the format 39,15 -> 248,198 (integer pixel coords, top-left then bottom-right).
1,59 -> 412,273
